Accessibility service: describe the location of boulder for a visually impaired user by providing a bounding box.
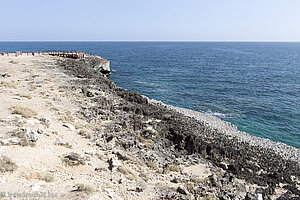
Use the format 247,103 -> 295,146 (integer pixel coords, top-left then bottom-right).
177,185 -> 189,195
63,123 -> 75,130
1,137 -> 20,145
25,129 -> 39,142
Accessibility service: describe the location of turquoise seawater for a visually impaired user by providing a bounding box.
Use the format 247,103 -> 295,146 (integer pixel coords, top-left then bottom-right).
1,42 -> 299,148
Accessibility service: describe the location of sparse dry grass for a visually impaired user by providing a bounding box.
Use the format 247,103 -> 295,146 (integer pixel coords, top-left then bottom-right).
25,172 -> 41,179
118,165 -> 130,175
17,131 -> 29,147
118,165 -> 138,181
59,111 -> 75,123
62,153 -> 84,166
140,169 -> 150,182
59,115 -> 74,123
102,182 -> 114,189
18,94 -> 32,99
78,129 -> 91,139
199,194 -> 215,200
0,81 -> 17,89
56,141 -> 72,149
40,173 -> 55,183
74,184 -> 94,194
146,161 -> 158,170
29,84 -> 37,91
137,135 -> 154,148
74,122 -> 84,129
0,156 -> 17,173
11,106 -> 37,118
9,60 -> 19,64
129,155 -> 145,167
41,121 -> 50,128
96,153 -> 106,161
14,129 -> 36,147
50,106 -> 60,111
58,89 -> 66,93
85,123 -> 96,129
166,164 -> 180,172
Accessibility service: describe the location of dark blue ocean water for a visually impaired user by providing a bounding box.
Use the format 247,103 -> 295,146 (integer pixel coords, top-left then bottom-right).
1,42 -> 300,148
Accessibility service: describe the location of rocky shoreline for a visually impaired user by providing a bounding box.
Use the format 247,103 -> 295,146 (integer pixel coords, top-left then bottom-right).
59,56 -> 300,199
0,54 -> 299,199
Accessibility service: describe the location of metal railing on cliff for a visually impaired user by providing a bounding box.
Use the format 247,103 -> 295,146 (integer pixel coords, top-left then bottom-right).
0,50 -> 86,59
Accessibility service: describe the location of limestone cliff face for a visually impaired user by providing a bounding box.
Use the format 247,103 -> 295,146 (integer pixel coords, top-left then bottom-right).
85,55 -> 110,74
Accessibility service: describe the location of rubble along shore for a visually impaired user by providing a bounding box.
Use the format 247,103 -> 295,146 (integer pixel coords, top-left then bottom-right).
60,56 -> 300,199
0,54 -> 299,199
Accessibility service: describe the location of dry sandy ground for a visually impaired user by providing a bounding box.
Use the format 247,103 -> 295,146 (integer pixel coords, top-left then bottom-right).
0,55 -> 212,200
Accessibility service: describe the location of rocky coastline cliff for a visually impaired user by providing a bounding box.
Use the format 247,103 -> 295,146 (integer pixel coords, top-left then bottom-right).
0,54 -> 299,199
60,56 -> 300,199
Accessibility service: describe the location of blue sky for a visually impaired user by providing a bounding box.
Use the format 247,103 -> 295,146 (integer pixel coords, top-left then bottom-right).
0,0 -> 299,41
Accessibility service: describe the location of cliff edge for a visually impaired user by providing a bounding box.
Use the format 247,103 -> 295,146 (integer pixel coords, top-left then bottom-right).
0,54 -> 299,200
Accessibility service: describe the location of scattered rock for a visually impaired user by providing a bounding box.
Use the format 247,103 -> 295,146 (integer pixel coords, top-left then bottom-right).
25,129 -> 39,142
177,185 -> 189,195
104,188 -> 115,198
13,96 -> 22,100
107,158 -> 121,171
1,72 -> 11,78
159,187 -> 188,200
39,117 -> 50,124
81,154 -> 91,161
118,175 -> 126,184
86,91 -> 94,97
136,182 -> 146,192
84,150 -> 96,155
54,138 -> 72,148
63,123 -> 75,130
209,174 -> 222,187
9,60 -> 18,64
0,178 -> 6,183
245,192 -> 259,200
66,152 -> 80,160
171,175 -> 190,183
37,129 -> 43,134
63,152 -> 85,166
26,118 -> 40,125
95,167 -> 107,172
30,183 -> 40,192
113,150 -> 131,161
1,137 -> 20,145
77,74 -> 85,78
257,193 -> 263,200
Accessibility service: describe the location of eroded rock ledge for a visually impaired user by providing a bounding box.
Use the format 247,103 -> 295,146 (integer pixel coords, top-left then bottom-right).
57,56 -> 300,199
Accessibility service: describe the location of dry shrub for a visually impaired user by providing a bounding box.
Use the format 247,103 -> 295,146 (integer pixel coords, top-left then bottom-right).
12,106 -> 37,118
74,184 -> 94,194
146,161 -> 158,170
166,164 -> 180,172
78,129 -> 91,139
0,81 -> 17,88
0,156 -> 17,173
118,166 -> 137,181
41,173 -> 55,182
18,94 -> 32,99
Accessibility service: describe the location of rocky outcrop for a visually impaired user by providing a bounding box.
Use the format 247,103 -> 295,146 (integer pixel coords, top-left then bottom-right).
84,55 -> 110,74
57,57 -> 300,199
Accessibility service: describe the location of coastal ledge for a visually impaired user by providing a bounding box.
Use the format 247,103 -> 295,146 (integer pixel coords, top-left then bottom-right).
61,55 -> 300,199
0,53 -> 299,199
0,50 -> 111,74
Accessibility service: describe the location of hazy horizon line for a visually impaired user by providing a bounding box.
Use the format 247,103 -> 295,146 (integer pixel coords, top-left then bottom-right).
1,40 -> 300,43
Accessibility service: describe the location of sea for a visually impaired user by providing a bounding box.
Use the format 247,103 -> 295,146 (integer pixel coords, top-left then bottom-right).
1,42 -> 299,148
